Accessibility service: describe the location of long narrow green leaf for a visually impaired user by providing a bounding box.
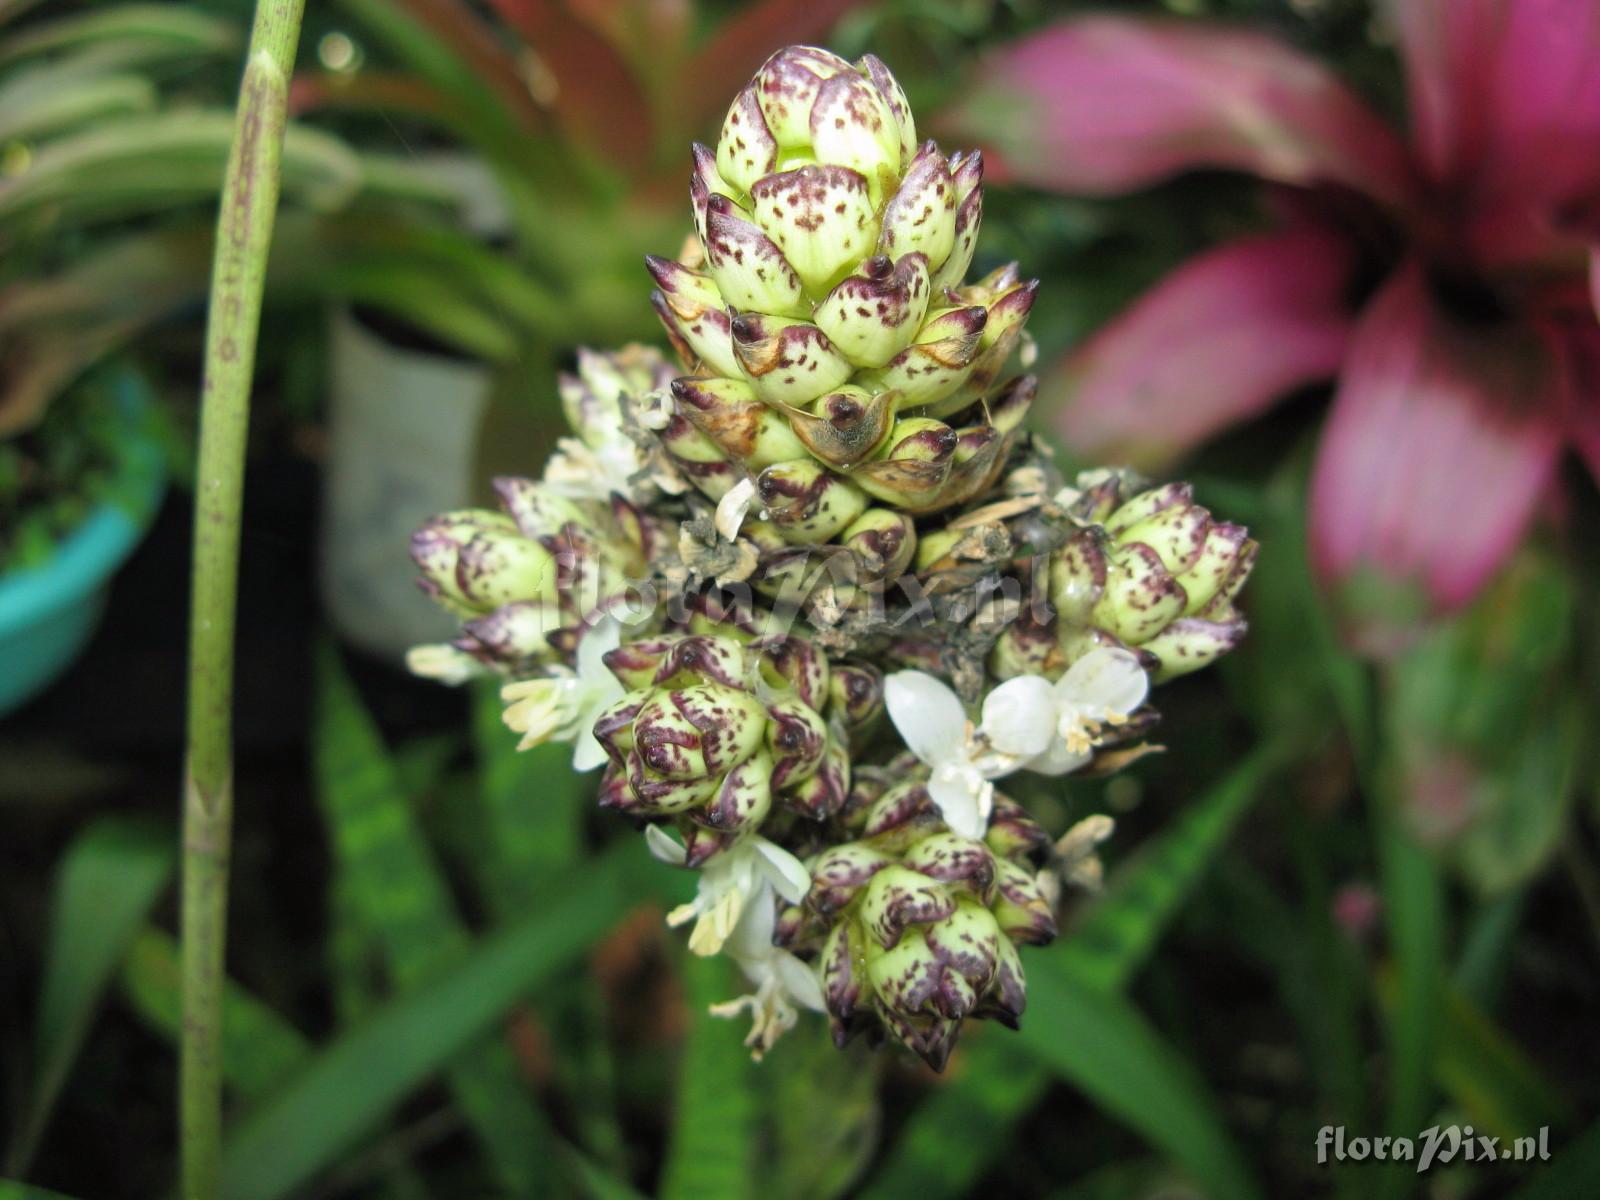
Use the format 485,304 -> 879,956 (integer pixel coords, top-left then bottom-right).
1373,971 -> 1572,1144
1503,1119 -> 1600,1200
0,73 -> 155,143
0,5 -> 237,68
321,880 -> 435,1200
1375,810 -> 1444,1200
119,927 -> 310,1101
1016,966 -> 1262,1200
1434,989 -> 1573,1142
0,1182 -> 83,1200
566,1150 -> 651,1200
1061,742 -> 1288,993
0,112 -> 362,227
472,679 -> 585,918
865,744 -> 1284,1199
314,647 -> 559,1198
220,842 -> 650,1200
4,818 -> 174,1175
1455,890 -> 1525,1011
860,1039 -> 1039,1200
761,1039 -> 879,1200
659,953 -> 756,1200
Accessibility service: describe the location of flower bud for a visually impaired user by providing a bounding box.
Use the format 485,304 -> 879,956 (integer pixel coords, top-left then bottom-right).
757,459 -> 869,543
849,417 -> 956,508
647,256 -> 740,378
594,631 -> 850,832
840,508 -> 916,581
410,511 -> 558,614
672,377 -> 809,468
828,662 -> 885,731
801,770 -> 1056,1068
857,305 -> 987,411
731,314 -> 855,408
647,46 -> 1031,538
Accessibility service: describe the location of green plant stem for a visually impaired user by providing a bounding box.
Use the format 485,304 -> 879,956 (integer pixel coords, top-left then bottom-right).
181,3 -> 304,1198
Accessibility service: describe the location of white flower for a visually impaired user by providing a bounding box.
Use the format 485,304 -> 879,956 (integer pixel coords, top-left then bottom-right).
499,616 -> 625,770
884,671 -> 1045,839
405,643 -> 489,686
884,649 -> 1148,838
542,431 -> 644,502
646,826 -> 811,957
707,883 -> 825,1060
987,648 -> 1148,777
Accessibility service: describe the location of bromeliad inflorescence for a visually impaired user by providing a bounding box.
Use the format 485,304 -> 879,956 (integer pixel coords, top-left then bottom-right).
407,46 -> 1257,1069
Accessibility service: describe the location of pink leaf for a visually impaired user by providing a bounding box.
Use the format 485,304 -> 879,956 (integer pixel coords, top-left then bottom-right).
938,16 -> 1416,207
1049,228 -> 1357,469
1479,0 -> 1600,199
1474,0 -> 1600,262
1395,0 -> 1600,262
1308,263 -> 1563,651
1388,0 -> 1498,186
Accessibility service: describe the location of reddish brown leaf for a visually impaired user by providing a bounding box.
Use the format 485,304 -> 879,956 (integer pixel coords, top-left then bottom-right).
677,0 -> 866,135
486,0 -> 655,170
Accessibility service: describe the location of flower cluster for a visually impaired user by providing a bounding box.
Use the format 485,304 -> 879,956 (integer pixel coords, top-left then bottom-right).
408,46 -> 1257,1069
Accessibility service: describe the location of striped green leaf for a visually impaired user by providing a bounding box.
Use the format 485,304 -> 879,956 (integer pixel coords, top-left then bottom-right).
659,953 -> 756,1200
314,646 -> 564,1197
220,842 -> 650,1200
471,678 -> 585,918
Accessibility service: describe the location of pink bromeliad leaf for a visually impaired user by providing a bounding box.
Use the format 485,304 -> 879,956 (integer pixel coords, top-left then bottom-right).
937,16 -> 1416,207
1308,263 -> 1564,651
1050,228 -> 1357,469
1388,0 -> 1498,187
1393,0 -> 1600,263
1478,0 -> 1600,201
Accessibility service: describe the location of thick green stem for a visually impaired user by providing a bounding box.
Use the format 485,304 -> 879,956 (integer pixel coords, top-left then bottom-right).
182,3 -> 304,1197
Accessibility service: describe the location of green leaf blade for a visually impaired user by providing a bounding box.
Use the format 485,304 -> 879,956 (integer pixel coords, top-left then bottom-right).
6,817 -> 174,1175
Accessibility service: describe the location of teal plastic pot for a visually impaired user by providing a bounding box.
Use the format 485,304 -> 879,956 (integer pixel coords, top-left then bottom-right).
0,373 -> 166,718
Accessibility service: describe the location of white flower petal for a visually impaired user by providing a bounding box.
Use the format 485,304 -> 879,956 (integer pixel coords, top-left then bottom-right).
980,675 -> 1058,758
884,670 -> 970,767
644,823 -> 688,866
715,476 -> 757,540
1024,739 -> 1093,778
928,767 -> 987,839
576,615 -> 623,679
570,729 -> 609,772
726,885 -> 778,958
753,838 -> 812,905
774,952 -> 825,1012
405,643 -> 484,685
1058,647 -> 1148,715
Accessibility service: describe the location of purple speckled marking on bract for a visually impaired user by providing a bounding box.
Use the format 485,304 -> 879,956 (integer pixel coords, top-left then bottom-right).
880,144 -> 956,260
717,85 -> 777,190
704,196 -> 802,313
